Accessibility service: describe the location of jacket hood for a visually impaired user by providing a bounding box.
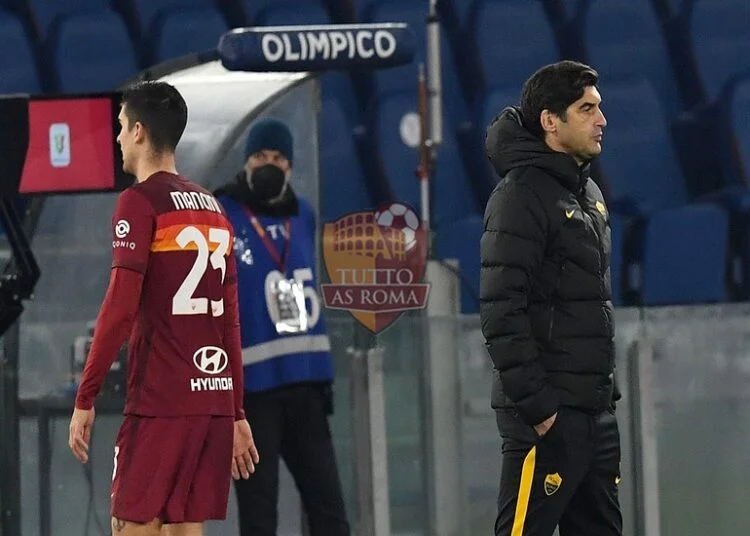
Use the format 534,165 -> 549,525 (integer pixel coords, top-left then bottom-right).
485,106 -> 590,192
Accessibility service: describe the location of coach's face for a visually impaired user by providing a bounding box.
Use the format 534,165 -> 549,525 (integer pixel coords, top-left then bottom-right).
544,86 -> 607,165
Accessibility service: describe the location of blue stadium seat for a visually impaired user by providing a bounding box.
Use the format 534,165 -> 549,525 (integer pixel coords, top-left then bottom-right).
364,2 -> 467,122
721,76 -> 750,190
355,0 -> 429,20
320,97 -> 374,220
0,11 -> 41,93
651,0 -> 684,20
546,0 -> 587,22
435,215 -> 482,313
704,74 -> 750,214
690,0 -> 750,102
370,90 -> 478,227
597,78 -> 689,214
320,71 -> 361,127
640,204 -> 729,305
28,0 -> 109,37
241,0 -> 327,25
470,0 -> 559,93
358,0 -> 468,48
608,211 -> 627,306
149,7 -> 228,65
255,1 -> 330,25
0,0 -> 25,9
129,0 -> 215,35
481,87 -> 518,136
49,11 -> 138,92
469,86 -> 519,189
584,0 -> 686,117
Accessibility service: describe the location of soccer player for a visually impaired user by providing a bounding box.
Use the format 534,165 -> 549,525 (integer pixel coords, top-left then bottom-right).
68,81 -> 259,536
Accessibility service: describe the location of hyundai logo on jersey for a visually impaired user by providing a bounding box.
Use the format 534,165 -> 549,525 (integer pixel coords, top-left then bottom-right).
193,346 -> 229,375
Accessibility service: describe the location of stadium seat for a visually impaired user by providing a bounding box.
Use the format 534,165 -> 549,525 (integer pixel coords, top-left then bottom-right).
48,10 -> 138,92
545,0 -> 587,22
584,0 -> 686,117
457,86 -> 518,196
0,11 -> 41,93
149,7 -> 229,65
640,204 -> 729,305
320,71 -> 362,129
355,0 -> 429,20
255,1 -> 331,25
434,214 -> 482,313
481,87 -> 518,136
355,0 -> 469,66
27,0 -> 109,38
690,0 -> 750,102
597,78 -> 689,214
129,0 -> 215,36
319,98 -> 374,220
370,90 -> 478,227
363,1 -> 468,122
469,0 -> 559,94
651,0 -> 684,21
608,211 -> 627,306
720,76 -> 750,192
0,0 -> 25,9
240,0 -> 329,24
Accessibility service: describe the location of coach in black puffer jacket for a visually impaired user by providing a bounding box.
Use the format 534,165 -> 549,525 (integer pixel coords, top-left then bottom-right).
480,105 -> 616,428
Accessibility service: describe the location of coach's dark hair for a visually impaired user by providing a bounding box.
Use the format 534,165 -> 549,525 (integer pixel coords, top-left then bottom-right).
121,81 -> 188,153
520,60 -> 599,139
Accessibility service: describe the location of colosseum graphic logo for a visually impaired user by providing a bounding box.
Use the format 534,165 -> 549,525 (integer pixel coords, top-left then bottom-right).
321,202 -> 430,333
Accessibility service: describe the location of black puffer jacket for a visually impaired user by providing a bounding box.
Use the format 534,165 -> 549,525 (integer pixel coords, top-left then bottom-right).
480,107 -> 616,426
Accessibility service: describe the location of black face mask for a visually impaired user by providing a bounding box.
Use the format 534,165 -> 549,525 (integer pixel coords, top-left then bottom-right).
247,164 -> 288,203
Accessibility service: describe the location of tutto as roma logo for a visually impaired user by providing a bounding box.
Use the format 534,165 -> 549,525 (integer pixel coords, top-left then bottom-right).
321,202 -> 430,334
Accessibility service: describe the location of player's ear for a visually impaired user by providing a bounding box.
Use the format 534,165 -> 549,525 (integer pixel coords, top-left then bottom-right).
133,121 -> 147,145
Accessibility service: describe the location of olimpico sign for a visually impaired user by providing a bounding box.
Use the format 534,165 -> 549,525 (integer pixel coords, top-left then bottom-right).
217,23 -> 415,72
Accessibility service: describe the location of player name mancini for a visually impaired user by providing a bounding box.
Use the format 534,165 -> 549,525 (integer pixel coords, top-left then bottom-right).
170,191 -> 223,213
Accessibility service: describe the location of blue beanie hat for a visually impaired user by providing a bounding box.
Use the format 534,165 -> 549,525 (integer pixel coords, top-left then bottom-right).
244,118 -> 294,165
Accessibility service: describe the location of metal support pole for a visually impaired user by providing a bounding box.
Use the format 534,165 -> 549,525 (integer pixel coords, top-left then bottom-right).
628,335 -> 661,536
0,323 -> 21,536
350,326 -> 390,536
426,0 -> 443,147
421,260 -> 465,536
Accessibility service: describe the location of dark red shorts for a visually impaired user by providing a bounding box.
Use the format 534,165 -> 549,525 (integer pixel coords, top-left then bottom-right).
111,414 -> 234,524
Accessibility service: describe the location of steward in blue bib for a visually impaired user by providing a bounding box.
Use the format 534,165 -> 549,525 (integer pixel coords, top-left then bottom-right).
215,118 -> 349,536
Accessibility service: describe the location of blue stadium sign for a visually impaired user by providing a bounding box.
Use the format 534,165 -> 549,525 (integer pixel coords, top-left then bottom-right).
218,24 -> 415,72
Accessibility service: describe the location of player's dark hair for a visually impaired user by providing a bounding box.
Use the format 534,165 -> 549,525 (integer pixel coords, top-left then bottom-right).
121,81 -> 188,153
520,60 -> 599,139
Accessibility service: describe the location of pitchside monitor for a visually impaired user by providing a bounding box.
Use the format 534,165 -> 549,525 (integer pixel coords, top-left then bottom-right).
0,93 -> 131,197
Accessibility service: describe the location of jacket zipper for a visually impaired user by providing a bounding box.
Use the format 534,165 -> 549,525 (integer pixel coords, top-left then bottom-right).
548,304 -> 555,341
548,261 -> 565,341
577,193 -> 605,297
577,196 -> 604,272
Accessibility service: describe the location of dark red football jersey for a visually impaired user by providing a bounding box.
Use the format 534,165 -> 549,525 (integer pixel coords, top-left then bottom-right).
109,172 -> 241,417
